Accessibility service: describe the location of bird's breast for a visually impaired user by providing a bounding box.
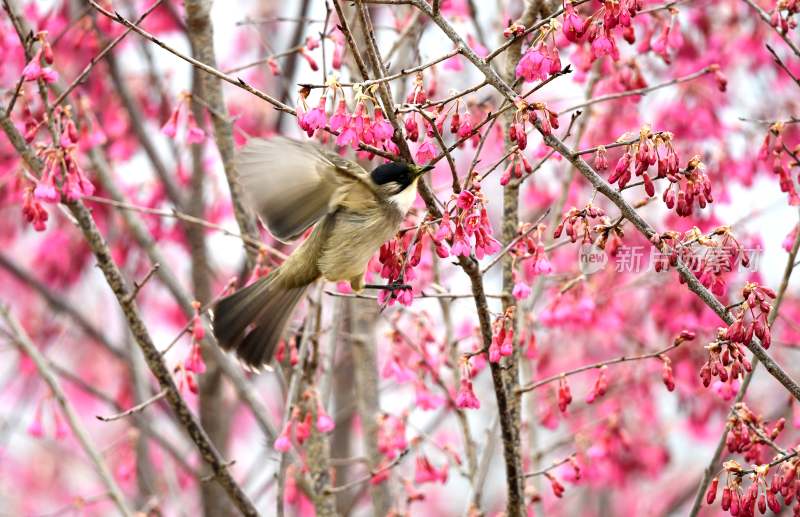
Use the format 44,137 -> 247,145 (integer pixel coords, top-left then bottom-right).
388,179 -> 418,215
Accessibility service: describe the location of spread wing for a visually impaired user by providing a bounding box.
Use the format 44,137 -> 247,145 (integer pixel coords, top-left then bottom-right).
235,137 -> 374,242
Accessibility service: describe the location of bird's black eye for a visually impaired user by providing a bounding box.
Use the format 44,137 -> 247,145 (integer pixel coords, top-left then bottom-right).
371,162 -> 412,188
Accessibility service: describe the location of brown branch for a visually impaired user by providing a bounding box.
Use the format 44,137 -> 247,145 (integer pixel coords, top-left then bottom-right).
0,306 -> 134,516
0,252 -> 125,360
53,0 -> 165,107
741,0 -> 800,57
518,342 -> 681,394
688,209 -> 800,516
558,66 -> 716,115
324,449 -> 410,494
0,103 -> 259,516
184,0 -> 260,270
523,454 -> 575,478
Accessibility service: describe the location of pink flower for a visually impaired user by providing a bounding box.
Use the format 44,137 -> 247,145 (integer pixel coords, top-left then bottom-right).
415,381 -> 445,410
443,53 -> 463,71
27,407 -> 44,438
563,3 -> 585,42
53,411 -> 68,440
371,107 -> 393,142
450,227 -> 471,257
317,412 -> 335,433
591,33 -> 614,58
22,52 -> 57,83
515,48 -> 549,82
456,189 -> 475,210
303,96 -> 328,134
33,183 -> 59,203
161,104 -> 181,138
455,379 -> 480,409
415,140 -> 436,163
336,125 -> 359,149
512,281 -> 531,300
185,124 -> 206,144
329,100 -> 348,131
414,455 -> 448,484
488,338 -> 501,363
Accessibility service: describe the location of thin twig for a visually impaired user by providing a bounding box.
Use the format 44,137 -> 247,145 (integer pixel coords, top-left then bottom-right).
97,389 -> 168,422
0,306 -> 134,516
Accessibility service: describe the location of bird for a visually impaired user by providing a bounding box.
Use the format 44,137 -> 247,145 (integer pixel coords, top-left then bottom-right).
211,137 -> 432,369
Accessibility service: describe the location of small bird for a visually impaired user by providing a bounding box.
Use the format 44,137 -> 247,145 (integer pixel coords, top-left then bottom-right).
212,137 -> 432,369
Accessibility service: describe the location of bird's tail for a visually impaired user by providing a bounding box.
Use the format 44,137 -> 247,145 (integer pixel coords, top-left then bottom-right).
212,271 -> 307,369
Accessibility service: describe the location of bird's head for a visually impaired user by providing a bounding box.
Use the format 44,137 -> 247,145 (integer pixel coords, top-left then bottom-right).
370,161 -> 434,196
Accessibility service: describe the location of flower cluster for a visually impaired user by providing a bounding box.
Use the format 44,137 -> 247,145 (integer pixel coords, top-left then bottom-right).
371,413 -> 409,484
759,122 -> 800,206
507,223 -> 553,299
274,391 -> 335,452
727,282 -> 775,348
183,301 -> 207,377
161,92 -> 206,144
553,203 -> 606,244
604,128 -> 711,216
699,328 -> 753,388
414,454 -> 448,485
455,357 -> 480,409
585,366 -> 609,404
21,32 -> 58,84
488,307 -> 515,363
33,107 -> 95,203
508,99 -> 560,150
654,226 -> 750,296
22,186 -> 48,231
500,150 -> 535,186
297,84 -> 396,155
27,396 -> 68,440
433,184 -> 501,259
769,0 -> 799,33
515,21 -> 562,83
707,407 -> 796,515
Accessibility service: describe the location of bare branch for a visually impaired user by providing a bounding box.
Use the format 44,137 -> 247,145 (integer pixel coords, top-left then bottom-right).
0,306 -> 134,517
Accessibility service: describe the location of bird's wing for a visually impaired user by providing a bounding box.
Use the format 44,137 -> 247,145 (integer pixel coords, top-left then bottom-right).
236,137 -> 373,242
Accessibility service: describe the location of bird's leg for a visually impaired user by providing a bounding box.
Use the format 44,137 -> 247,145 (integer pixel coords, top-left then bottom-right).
363,282 -> 411,291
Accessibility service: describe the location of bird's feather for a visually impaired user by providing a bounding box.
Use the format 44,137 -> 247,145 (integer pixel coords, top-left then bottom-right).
235,137 -> 373,242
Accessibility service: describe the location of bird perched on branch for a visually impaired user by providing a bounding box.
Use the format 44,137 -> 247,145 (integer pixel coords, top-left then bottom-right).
211,137 -> 432,369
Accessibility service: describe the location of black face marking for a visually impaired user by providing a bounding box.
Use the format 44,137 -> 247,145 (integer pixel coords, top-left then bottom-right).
371,162 -> 413,191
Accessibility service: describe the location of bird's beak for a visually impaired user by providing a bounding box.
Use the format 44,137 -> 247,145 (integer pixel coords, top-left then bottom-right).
412,164 -> 435,178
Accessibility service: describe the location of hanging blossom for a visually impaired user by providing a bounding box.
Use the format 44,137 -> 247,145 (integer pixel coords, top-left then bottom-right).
607,127 -> 712,216
27,396 -> 68,440
22,186 -> 48,231
508,222 -> 553,287
21,32 -> 58,84
553,203 -> 606,244
515,20 -> 563,83
183,301 -> 207,376
649,10 -> 684,64
455,357 -> 480,409
769,0 -> 800,32
697,284 -> 774,389
488,307 -> 516,363
299,79 -> 396,154
507,98 -> 560,151
653,226 -> 750,297
33,107 -> 95,203
431,182 -> 501,260
759,121 -> 800,206
161,91 -> 206,144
